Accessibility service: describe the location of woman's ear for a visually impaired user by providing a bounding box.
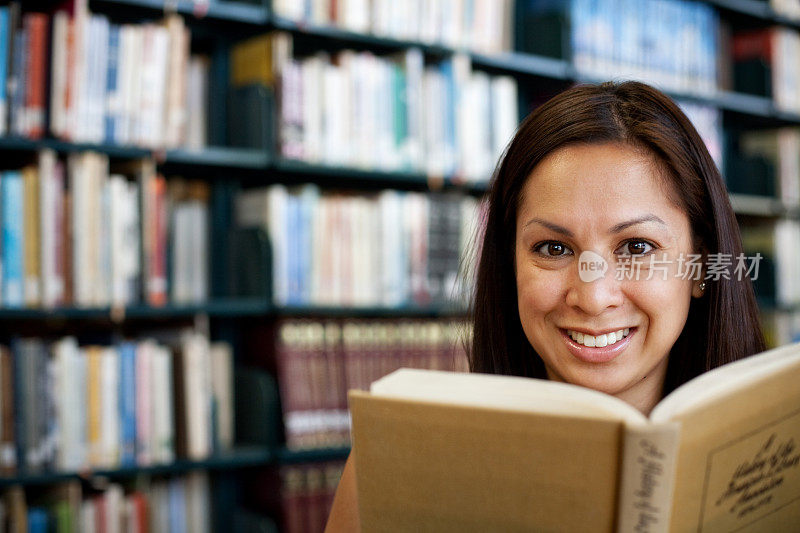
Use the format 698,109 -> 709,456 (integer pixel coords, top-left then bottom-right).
692,280 -> 706,298
691,242 -> 708,299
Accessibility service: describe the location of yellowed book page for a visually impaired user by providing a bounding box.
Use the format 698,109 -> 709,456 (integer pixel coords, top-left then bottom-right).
663,360 -> 800,532
350,392 -> 624,533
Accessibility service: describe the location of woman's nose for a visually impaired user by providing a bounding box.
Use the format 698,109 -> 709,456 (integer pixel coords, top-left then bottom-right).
565,256 -> 624,315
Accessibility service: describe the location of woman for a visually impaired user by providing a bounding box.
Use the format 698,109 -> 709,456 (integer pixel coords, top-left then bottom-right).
325,81 -> 765,530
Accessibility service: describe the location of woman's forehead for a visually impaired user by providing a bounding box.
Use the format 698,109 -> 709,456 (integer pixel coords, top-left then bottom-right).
517,143 -> 688,229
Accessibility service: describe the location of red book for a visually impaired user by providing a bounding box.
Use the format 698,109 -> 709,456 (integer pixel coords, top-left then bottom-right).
148,175 -> 168,306
732,28 -> 775,62
24,13 -> 48,139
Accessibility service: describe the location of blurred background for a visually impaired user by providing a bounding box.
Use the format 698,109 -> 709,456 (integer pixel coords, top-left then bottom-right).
0,0 -> 798,531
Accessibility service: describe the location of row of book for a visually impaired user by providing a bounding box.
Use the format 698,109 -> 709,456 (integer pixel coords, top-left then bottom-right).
1,473 -> 211,533
740,220 -> 800,308
271,0 -> 512,54
732,26 -> 800,114
729,128 -> 800,202
519,0 -> 718,94
272,319 -> 470,451
235,185 -> 482,308
272,42 -> 519,180
0,152 -> 211,309
0,4 -> 209,149
0,331 -> 234,475
279,461 -> 345,533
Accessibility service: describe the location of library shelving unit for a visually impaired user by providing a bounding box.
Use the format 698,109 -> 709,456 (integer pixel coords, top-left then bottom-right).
3,0 -> 800,530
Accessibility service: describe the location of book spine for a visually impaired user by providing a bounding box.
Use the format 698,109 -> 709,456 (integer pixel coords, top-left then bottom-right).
118,342 -> 137,467
2,171 -> 25,307
0,7 -> 9,137
616,422 -> 681,533
25,13 -> 47,139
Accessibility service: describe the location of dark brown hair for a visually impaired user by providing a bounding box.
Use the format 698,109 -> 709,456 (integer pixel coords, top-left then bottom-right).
469,81 -> 765,396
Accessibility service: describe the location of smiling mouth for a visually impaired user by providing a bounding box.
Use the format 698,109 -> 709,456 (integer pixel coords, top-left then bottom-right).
563,328 -> 632,348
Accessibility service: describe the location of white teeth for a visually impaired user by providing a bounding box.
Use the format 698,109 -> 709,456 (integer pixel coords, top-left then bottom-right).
567,328 -> 631,348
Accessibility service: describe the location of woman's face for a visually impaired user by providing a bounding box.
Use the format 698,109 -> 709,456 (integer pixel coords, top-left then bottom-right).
515,142 -> 700,410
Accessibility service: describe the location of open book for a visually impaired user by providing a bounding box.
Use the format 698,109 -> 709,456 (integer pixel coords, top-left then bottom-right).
348,342 -> 800,532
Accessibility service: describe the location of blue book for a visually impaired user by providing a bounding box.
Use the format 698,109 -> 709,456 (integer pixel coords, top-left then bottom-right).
285,192 -> 301,305
298,185 -> 319,304
118,341 -> 137,467
0,8 -> 9,135
439,59 -> 456,176
27,507 -> 50,533
9,28 -> 25,136
168,477 -> 187,533
2,171 -> 24,307
105,24 -> 120,144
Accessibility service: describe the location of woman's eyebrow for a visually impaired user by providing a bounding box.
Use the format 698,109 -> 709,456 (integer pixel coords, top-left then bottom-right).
523,218 -> 573,237
609,215 -> 667,234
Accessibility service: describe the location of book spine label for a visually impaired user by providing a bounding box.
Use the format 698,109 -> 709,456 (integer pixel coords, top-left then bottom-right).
617,422 -> 681,533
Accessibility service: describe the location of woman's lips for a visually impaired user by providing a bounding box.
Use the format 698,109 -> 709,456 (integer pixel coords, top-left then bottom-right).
560,328 -> 636,363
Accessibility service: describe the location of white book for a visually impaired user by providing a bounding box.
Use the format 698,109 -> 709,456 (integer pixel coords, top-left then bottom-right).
152,344 -> 174,464
378,190 -> 405,306
49,12 -> 69,138
407,192 -> 429,303
139,24 -> 169,147
301,54 -> 325,162
38,150 -> 63,308
164,15 -> 189,149
273,0 -> 305,20
323,61 -> 347,165
91,16 -> 110,143
778,129 -> 800,204
419,0 -> 438,44
209,342 -> 234,452
54,337 -> 85,471
310,197 -> 329,305
100,347 -> 120,467
191,203 -> 209,303
117,25 -> 135,145
94,154 -> 111,306
398,48 -> 424,171
185,56 -> 209,150
109,175 -> 128,308
69,154 -> 91,306
135,340 -> 154,465
490,75 -> 518,175
171,204 -> 190,304
422,68 -> 444,177
185,472 -> 211,533
104,484 -> 123,533
182,332 -> 212,460
81,500 -> 96,533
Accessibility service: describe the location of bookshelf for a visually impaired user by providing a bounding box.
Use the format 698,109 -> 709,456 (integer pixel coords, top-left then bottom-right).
2,0 -> 800,531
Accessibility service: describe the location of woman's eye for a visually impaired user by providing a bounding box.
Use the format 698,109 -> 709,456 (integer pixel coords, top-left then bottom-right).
616,240 -> 655,256
534,241 -> 573,257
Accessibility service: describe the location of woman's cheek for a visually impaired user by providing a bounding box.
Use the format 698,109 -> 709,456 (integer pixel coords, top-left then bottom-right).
517,268 -> 565,314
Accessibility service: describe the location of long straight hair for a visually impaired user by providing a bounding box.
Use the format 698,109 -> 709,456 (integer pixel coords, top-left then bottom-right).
470,81 -> 765,396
